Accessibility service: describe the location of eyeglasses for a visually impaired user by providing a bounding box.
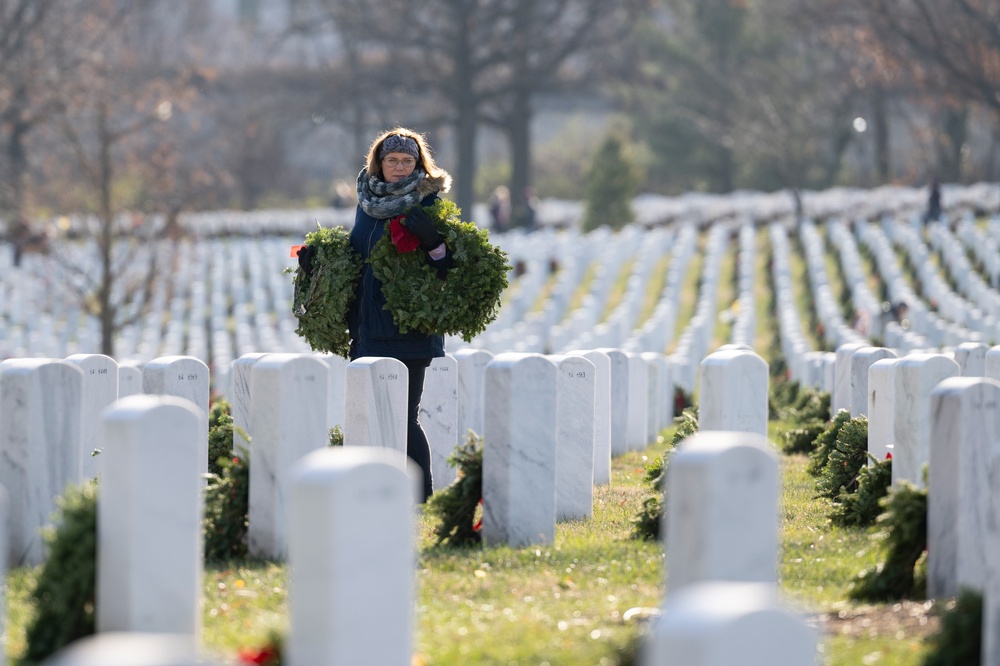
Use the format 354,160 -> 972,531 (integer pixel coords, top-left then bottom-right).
382,157 -> 417,168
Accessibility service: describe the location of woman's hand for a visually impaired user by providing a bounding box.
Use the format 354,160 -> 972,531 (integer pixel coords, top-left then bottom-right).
405,207 -> 443,251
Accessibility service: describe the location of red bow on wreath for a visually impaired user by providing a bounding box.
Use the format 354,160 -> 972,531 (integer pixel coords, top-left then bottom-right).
389,215 -> 420,253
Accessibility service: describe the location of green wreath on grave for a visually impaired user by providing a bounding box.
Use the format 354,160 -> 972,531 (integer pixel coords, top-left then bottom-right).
369,198 -> 511,342
289,225 -> 363,357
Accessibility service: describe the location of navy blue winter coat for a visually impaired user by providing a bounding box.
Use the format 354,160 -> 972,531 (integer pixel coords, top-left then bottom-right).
347,193 -> 450,360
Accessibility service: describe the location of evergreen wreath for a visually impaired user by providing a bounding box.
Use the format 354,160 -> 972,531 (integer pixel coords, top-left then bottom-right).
289,225 -> 363,357
24,482 -> 97,663
368,199 -> 511,341
426,431 -> 483,548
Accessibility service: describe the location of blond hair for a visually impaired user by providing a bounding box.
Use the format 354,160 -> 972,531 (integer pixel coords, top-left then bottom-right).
365,128 -> 450,187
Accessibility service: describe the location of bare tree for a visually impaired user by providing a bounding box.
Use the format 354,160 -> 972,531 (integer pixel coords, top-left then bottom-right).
35,0 -> 205,357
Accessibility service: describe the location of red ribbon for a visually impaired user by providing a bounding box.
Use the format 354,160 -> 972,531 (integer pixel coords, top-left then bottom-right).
389,216 -> 420,253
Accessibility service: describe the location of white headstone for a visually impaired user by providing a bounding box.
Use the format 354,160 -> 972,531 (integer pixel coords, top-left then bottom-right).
248,354 -> 329,560
698,350 -> 769,437
142,356 -> 210,476
641,352 -> 670,443
664,431 -> 778,592
316,354 -> 347,431
98,395 -> 203,635
954,341 -> 989,377
0,358 -> 84,566
927,377 -> 1000,598
626,352 -> 650,450
867,359 -> 898,461
834,343 -> 866,417
986,345 -> 1000,382
454,349 -> 493,439
117,360 -> 143,398
893,353 -> 960,487
567,350 -> 612,485
642,582 -> 817,666
984,444 -> 1000,665
344,357 -> 408,453
422,355 -> 459,492
482,353 -> 557,547
66,353 -> 119,479
550,355 -> 596,522
598,349 -> 629,456
849,347 -> 896,417
287,447 -> 417,666
42,633 -> 211,666
231,353 -> 270,454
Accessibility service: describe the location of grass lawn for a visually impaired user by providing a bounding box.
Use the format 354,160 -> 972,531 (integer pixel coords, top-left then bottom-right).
2,424 -> 946,665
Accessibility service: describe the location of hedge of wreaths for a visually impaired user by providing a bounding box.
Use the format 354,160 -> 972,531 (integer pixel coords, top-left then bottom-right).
291,200 -> 510,354
368,199 -> 510,341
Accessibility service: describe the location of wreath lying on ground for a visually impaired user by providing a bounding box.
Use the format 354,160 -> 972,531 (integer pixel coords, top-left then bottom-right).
369,199 -> 511,341
289,225 -> 363,357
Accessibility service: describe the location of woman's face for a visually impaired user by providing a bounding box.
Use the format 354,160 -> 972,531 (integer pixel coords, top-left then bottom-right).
381,151 -> 417,183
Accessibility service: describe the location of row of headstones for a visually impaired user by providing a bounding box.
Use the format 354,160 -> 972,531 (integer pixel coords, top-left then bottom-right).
620,224 -> 697,356
0,353 -> 210,567
0,344 -> 684,565
892,221 -> 994,339
956,215 -> 1000,288
926,219 -> 1000,322
834,341 -> 1000,663
644,347 -> 819,664
856,219 -> 978,350
38,343 -> 794,665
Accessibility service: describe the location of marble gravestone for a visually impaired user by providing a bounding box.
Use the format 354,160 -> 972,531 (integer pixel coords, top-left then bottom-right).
641,352 -> 670,443
985,445 -> 1000,666
421,354 -> 459,492
66,353 -> 119,478
454,349 -> 493,439
315,353 -> 347,432
664,431 -> 778,593
833,342 -> 866,417
986,345 -> 1000,383
482,353 -> 557,547
98,396 -> 203,636
550,355 -> 596,522
344,357 -> 408,453
697,349 -> 769,437
954,341 -> 989,377
117,360 -> 144,398
597,348 -> 630,456
287,447 -> 418,666
0,358 -> 84,566
43,633 -> 215,666
867,359 -> 898,461
626,352 -> 650,450
248,354 -> 329,560
231,353 -> 270,454
142,356 -> 211,476
641,582 -> 817,666
567,349 -> 612,485
892,353 -> 960,487
849,347 -> 896,417
927,377 -> 1000,598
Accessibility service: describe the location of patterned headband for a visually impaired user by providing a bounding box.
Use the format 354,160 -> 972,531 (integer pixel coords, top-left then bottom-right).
379,135 -> 419,160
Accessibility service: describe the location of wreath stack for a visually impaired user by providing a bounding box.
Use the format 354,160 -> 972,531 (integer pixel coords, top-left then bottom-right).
290,199 -> 510,355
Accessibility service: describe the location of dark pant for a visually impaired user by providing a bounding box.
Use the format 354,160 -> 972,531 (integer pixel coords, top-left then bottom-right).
402,358 -> 433,503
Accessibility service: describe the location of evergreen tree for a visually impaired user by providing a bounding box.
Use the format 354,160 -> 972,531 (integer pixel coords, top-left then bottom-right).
582,131 -> 639,232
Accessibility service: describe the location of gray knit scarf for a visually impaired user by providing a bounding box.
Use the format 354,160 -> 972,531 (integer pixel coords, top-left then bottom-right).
356,167 -> 428,219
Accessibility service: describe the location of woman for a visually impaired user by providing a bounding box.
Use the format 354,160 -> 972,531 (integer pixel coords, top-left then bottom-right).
347,128 -> 452,503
